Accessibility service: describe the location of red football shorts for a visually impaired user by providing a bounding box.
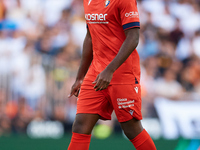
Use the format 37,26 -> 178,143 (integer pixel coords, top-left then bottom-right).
77,81 -> 142,122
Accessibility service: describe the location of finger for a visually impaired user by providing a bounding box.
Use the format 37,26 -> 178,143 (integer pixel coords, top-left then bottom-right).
92,76 -> 99,84
68,94 -> 72,98
95,81 -> 105,91
100,82 -> 109,91
94,78 -> 102,89
68,89 -> 75,97
68,84 -> 77,97
74,88 -> 80,97
95,86 -> 102,91
100,82 -> 109,90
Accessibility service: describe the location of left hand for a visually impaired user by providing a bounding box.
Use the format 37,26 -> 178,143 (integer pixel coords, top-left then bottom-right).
92,68 -> 113,91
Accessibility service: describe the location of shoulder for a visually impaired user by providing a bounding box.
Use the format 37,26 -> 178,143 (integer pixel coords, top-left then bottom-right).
83,0 -> 88,7
118,0 -> 137,7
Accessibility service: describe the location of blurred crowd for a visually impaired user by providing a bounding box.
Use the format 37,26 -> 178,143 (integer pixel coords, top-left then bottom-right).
0,0 -> 199,136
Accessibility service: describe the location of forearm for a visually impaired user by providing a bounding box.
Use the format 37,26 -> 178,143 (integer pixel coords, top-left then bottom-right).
76,30 -> 93,81
106,28 -> 139,73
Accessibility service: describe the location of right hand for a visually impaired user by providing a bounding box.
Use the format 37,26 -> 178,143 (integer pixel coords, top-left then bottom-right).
68,80 -> 83,97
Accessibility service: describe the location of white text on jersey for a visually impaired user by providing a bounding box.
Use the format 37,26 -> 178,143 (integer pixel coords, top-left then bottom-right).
125,11 -> 139,18
85,13 -> 107,21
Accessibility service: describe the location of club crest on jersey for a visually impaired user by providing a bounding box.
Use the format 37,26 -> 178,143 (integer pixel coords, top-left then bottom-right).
105,0 -> 110,7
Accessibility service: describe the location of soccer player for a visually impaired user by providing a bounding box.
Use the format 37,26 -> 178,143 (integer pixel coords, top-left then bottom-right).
68,0 -> 157,149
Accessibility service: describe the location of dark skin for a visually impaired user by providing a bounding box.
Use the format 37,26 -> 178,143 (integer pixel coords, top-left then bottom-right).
68,27 -> 143,140
68,27 -> 139,96
68,28 -> 93,97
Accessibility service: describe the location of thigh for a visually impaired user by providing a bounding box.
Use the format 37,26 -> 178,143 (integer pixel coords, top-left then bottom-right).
108,84 -> 143,123
77,81 -> 113,120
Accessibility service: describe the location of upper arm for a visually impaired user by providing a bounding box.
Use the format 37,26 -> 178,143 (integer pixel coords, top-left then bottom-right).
85,28 -> 92,41
82,28 -> 93,57
118,0 -> 140,31
124,28 -> 140,46
124,28 -> 139,38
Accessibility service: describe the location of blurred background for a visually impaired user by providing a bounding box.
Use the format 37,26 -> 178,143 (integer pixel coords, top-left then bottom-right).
0,0 -> 200,150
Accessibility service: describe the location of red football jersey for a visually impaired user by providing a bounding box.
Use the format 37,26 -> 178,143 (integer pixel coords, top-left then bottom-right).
83,0 -> 141,84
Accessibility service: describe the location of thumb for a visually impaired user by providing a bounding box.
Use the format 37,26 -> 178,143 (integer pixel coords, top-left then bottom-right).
68,88 -> 76,98
92,76 -> 99,84
68,93 -> 73,98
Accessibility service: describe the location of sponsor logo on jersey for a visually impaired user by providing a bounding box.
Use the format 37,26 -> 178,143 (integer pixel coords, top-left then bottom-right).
129,110 -> 134,115
85,13 -> 108,24
134,87 -> 139,94
105,0 -> 110,7
117,98 -> 127,102
117,98 -> 135,109
125,11 -> 139,18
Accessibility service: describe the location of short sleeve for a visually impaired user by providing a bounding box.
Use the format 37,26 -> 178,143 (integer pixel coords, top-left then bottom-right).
118,0 -> 140,30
